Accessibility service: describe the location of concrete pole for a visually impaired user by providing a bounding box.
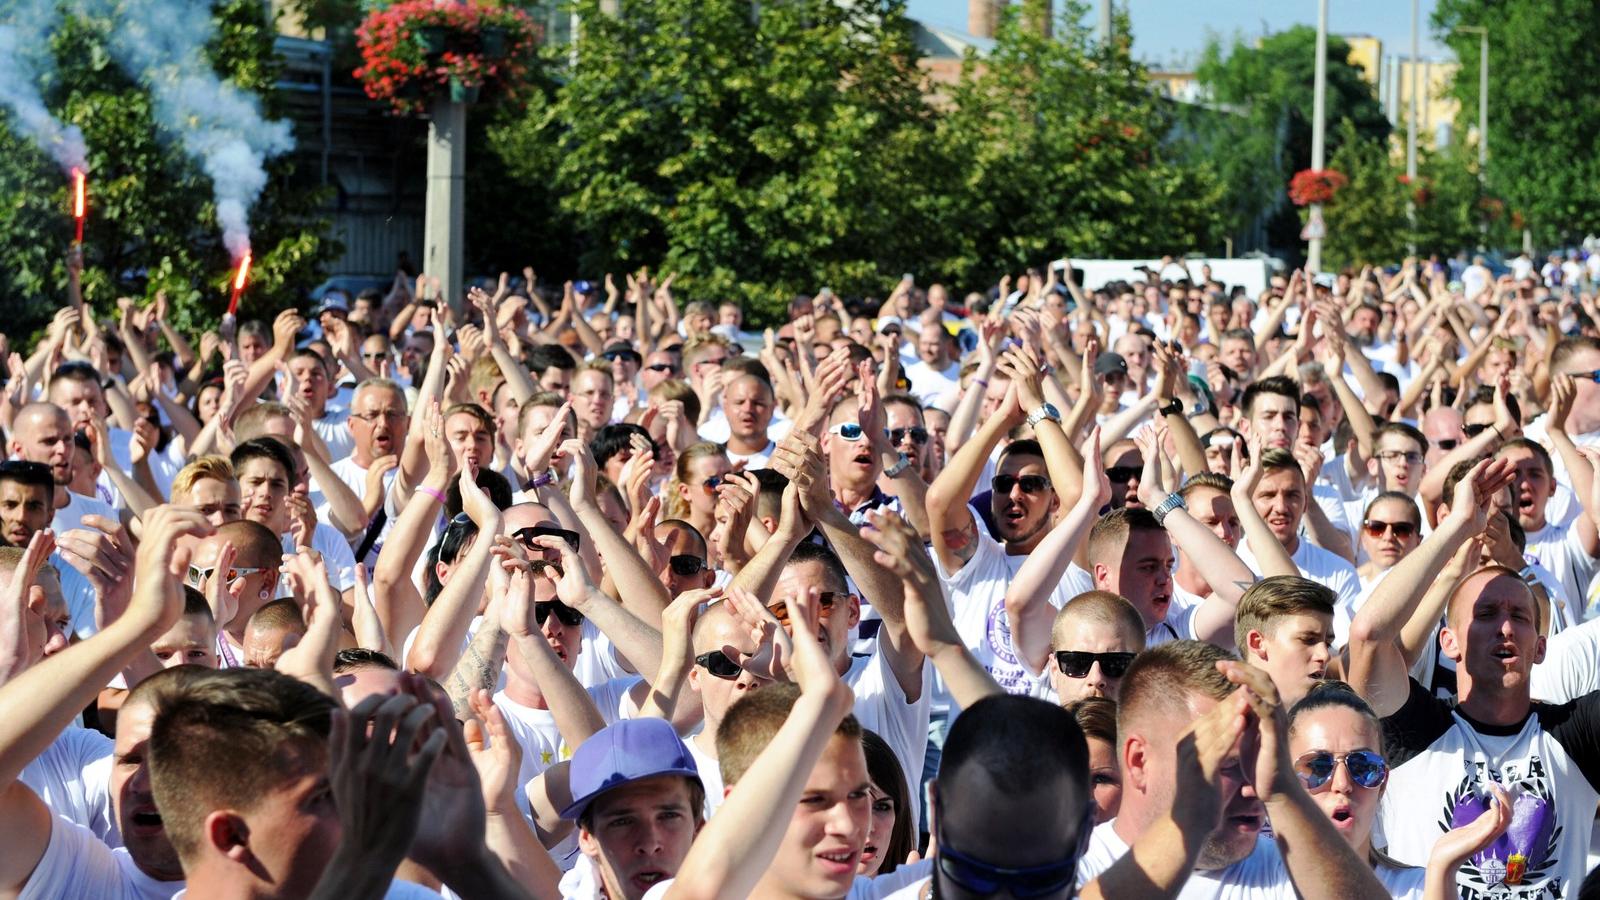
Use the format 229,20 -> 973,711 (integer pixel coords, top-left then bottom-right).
423,100 -> 466,313
1098,0 -> 1112,43
1478,30 -> 1488,171
1308,0 -> 1328,275
1407,0 -> 1418,254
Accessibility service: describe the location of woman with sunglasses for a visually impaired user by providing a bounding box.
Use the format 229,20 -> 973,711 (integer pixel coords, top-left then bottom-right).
1355,492 -> 1423,593
1286,681 -> 1511,899
665,441 -> 731,547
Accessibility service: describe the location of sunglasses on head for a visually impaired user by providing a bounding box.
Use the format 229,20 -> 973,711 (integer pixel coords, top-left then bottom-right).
439,512 -> 480,563
1104,465 -> 1140,485
1363,519 -> 1417,539
694,649 -> 742,680
992,473 -> 1052,495
1055,650 -> 1136,678
669,554 -> 707,577
1293,749 -> 1388,791
1462,423 -> 1491,438
889,426 -> 929,446
767,591 -> 840,625
186,564 -> 265,586
534,600 -> 584,628
510,525 -> 582,552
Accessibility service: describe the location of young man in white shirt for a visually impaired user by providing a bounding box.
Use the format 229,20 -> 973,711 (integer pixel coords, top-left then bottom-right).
901,325 -> 960,412
1233,576 -> 1336,707
1238,449 -> 1361,611
1495,437 -> 1599,615
9,403 -> 118,535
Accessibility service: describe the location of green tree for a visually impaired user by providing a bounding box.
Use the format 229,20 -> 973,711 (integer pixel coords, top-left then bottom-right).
1189,26 -> 1391,255
0,0 -> 337,340
1435,0 -> 1600,246
1321,120 -> 1408,269
932,1 -> 1225,284
498,0 -> 943,323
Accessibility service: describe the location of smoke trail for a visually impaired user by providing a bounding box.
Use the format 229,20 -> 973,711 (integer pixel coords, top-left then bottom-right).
0,0 -> 89,172
97,0 -> 292,258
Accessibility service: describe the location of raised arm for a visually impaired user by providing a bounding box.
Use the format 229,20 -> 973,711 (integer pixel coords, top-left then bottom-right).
1135,427 -> 1258,647
1347,458 -> 1511,716
662,590 -> 856,900
1004,430 -> 1109,675
1230,439 -> 1300,579
927,379 -> 1022,573
405,469 -> 503,679
863,509 -> 1001,710
372,402 -> 453,649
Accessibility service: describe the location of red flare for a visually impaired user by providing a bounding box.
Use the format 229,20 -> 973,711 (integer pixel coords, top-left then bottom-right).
227,253 -> 251,315
72,169 -> 85,244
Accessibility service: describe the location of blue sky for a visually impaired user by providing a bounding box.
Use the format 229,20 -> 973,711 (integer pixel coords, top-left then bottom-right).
905,0 -> 1452,68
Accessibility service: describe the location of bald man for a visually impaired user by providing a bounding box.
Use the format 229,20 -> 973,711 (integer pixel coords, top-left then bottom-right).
7,403 -> 116,533
187,519 -> 284,669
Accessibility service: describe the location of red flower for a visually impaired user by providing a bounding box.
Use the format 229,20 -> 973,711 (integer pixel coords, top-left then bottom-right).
1288,168 -> 1347,206
354,0 -> 545,115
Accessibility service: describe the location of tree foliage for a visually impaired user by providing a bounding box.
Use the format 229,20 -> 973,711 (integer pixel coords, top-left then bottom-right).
1189,26 -> 1390,255
1435,0 -> 1600,246
0,0 -> 337,339
487,0 -> 1227,324
1321,120 -> 1408,269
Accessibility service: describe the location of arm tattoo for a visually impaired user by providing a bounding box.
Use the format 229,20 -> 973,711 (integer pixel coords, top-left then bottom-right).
445,622 -> 509,718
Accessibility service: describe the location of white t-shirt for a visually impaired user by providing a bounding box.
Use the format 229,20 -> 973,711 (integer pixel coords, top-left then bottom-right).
53,490 -> 118,536
725,440 -> 775,470
312,410 -> 356,463
1237,537 -> 1361,609
20,726 -> 115,841
279,523 -> 357,593
1378,679 -> 1600,897
684,730 -> 726,821
696,411 -> 792,446
325,455 -> 397,561
641,859 -> 933,900
1522,522 -> 1598,624
21,813 -> 176,900
843,647 -> 932,829
1077,820 -> 1295,898
932,530 -> 1035,695
902,359 -> 960,412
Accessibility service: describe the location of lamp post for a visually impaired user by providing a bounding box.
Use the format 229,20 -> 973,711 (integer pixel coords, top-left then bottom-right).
424,99 -> 467,312
1307,0 -> 1329,275
1406,0 -> 1418,255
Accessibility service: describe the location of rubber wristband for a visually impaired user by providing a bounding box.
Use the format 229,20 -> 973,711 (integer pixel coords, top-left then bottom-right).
973,378 -> 989,387
417,485 -> 446,505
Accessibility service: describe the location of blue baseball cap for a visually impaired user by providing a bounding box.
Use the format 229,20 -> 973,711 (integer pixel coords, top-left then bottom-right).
559,718 -> 701,821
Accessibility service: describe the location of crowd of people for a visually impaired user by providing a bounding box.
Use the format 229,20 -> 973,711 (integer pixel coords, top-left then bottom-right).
1,251 -> 1600,899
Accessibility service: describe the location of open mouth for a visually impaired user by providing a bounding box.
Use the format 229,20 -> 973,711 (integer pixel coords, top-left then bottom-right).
852,450 -> 874,467
1492,646 -> 1519,662
1331,807 -> 1353,824
1225,812 -> 1262,832
630,871 -> 669,890
129,807 -> 164,833
815,848 -> 859,874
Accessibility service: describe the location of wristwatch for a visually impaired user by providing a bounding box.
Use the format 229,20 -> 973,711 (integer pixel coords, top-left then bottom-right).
1025,403 -> 1062,429
884,452 -> 913,479
1158,398 -> 1184,417
1152,493 -> 1187,526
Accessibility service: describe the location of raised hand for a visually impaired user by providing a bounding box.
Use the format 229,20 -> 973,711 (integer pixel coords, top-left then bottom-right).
1078,426 -> 1112,511
722,585 -> 791,682
861,509 -> 957,655
276,550 -> 342,691
1549,374 -> 1575,435
55,514 -> 135,627
1171,686 -> 1250,838
130,506 -> 215,632
523,401 -> 574,475
464,690 -> 523,814
1216,660 -> 1292,801
1133,424 -> 1174,510
459,466 -> 502,529
1446,457 -> 1515,534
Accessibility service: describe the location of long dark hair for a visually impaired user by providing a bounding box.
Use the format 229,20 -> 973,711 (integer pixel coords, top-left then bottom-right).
861,729 -> 915,875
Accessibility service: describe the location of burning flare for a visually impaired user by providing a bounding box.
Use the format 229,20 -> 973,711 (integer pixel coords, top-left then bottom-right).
227,252 -> 251,315
71,168 -> 85,244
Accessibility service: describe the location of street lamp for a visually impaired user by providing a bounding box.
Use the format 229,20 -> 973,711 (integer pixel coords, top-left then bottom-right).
1307,0 -> 1329,274
1407,0 -> 1419,255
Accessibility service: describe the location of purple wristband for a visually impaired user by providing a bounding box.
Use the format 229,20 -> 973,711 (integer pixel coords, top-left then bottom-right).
417,485 -> 446,505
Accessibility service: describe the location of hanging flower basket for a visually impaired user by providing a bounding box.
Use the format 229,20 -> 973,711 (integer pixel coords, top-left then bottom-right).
355,0 -> 543,116
1288,168 -> 1348,207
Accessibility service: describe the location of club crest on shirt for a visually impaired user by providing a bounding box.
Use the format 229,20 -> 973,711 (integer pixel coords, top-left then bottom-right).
1440,763 -> 1562,899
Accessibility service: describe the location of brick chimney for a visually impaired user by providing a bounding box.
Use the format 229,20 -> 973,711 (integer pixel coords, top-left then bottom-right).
968,0 -> 1000,39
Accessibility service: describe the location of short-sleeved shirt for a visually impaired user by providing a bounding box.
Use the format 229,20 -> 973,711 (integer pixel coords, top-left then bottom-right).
1522,522 -> 1598,622
1378,678 -> 1600,897
1237,537 -> 1361,610
280,524 -> 358,593
21,814 -> 176,900
844,646 -> 932,829
20,726 -> 115,841
932,529 -> 1034,694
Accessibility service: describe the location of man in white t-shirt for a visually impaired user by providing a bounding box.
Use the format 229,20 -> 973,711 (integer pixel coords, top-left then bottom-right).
1495,437 -> 1599,615
8,403 -> 118,535
902,324 -> 960,412
330,377 -> 409,559
706,374 -> 779,467
285,347 -> 355,462
681,601 -> 771,818
230,437 -> 357,604
1076,640 -> 1388,899
1237,449 -> 1361,610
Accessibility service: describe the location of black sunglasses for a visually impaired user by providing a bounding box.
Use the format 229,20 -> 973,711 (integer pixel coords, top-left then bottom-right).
669,554 -> 707,577
992,474 -> 1052,495
1055,650 -> 1136,678
1363,520 -> 1417,539
694,649 -> 742,680
1462,423 -> 1490,438
1434,438 -> 1459,451
438,512 -> 479,563
534,600 -> 584,628
645,363 -> 677,373
1104,466 -> 1140,485
889,426 -> 929,446
511,525 -> 582,552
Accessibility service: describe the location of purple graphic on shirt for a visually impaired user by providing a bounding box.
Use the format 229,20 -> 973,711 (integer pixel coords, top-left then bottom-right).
1444,779 -> 1558,893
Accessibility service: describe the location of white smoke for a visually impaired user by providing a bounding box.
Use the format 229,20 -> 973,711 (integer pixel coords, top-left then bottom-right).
0,0 -> 89,173
96,0 -> 293,257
